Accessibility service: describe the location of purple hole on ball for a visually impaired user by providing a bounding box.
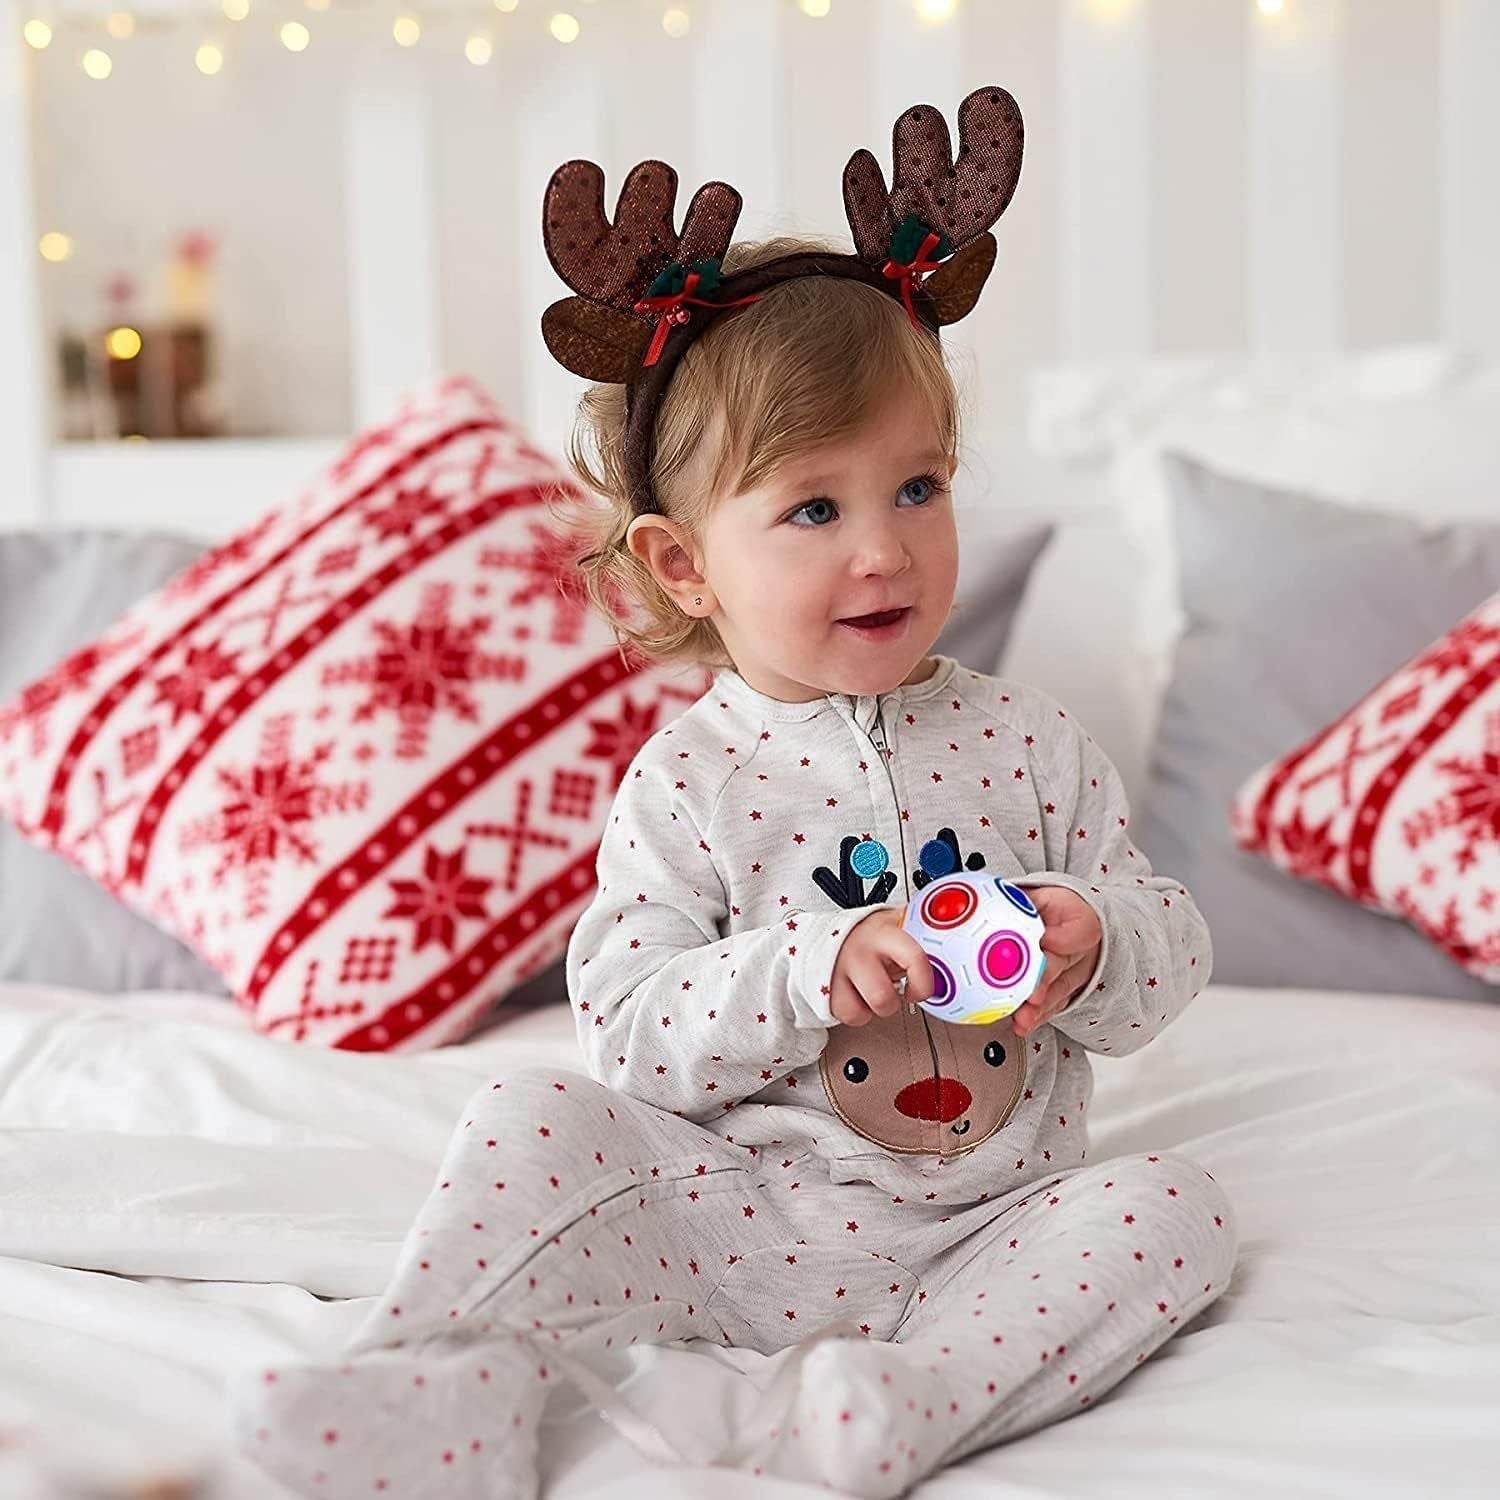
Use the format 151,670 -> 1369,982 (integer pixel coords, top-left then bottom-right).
927,956 -> 956,1005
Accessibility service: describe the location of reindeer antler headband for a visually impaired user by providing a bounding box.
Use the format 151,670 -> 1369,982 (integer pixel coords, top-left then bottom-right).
542,85 -> 1024,516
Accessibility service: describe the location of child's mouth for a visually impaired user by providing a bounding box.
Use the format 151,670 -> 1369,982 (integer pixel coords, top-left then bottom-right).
837,607 -> 911,637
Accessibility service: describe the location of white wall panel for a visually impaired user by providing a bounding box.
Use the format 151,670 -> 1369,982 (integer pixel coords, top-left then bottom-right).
3,0 -> 1491,534
1148,0 -> 1249,353
1440,0 -> 1500,353
1,0 -> 47,523
1248,0 -> 1346,353
1340,0 -> 1441,350
962,0 -> 1061,440
1058,0 -> 1152,358
345,51 -> 443,427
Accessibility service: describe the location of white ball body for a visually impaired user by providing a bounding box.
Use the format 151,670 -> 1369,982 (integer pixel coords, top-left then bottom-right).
903,875 -> 1048,1025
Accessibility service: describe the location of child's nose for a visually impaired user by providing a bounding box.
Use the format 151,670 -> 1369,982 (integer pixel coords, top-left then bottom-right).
856,528 -> 910,577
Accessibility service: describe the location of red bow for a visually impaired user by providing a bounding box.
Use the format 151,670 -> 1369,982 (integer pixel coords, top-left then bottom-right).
632,270 -> 762,367
880,231 -> 946,327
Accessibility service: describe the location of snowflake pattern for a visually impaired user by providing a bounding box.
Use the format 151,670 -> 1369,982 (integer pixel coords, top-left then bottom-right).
384,843 -> 495,953
0,634 -> 134,755
178,714 -> 370,921
479,522 -> 591,646
320,582 -> 526,759
153,641 -> 243,725
581,693 -> 664,784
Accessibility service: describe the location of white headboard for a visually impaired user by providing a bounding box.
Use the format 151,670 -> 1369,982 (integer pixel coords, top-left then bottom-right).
4,0 -> 1500,537
5,0 -> 1498,813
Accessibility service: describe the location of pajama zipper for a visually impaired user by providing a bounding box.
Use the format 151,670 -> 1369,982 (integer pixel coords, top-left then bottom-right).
868,705 -> 910,903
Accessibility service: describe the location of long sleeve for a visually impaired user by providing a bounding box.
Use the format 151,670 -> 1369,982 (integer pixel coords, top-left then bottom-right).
1011,707 -> 1213,1057
565,743 -> 884,1121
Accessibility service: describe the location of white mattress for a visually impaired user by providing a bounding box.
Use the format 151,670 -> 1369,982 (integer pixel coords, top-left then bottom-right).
1,980 -> 1496,1500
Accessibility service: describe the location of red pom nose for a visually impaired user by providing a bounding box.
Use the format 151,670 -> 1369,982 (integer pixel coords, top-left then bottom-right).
894,1076 -> 973,1122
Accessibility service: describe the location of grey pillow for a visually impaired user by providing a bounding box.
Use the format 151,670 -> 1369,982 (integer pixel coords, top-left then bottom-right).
0,530 -> 228,994
1141,455 -> 1500,1001
935,520 -> 1053,675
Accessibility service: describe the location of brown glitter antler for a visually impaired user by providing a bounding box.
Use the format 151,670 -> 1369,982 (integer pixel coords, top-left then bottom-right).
540,85 -> 1024,515
541,160 -> 744,383
843,86 -> 1024,324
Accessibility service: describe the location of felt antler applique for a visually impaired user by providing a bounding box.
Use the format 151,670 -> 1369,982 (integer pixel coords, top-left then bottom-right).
911,826 -> 988,891
813,836 -> 899,910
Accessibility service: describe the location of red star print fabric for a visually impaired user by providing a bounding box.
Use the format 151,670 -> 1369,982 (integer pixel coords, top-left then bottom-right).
1232,590 -> 1500,982
565,658 -> 1213,1204
232,1066 -> 1237,1499
0,378 -> 707,1049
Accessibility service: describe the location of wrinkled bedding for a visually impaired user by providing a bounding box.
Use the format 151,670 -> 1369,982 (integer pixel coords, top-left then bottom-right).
1,980 -> 1497,1498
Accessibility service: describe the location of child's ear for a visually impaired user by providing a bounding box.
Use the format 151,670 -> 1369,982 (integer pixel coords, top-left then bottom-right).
625,515 -> 717,617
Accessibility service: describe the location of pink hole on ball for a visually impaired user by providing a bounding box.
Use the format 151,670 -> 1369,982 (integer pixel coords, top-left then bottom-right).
979,932 -> 1028,987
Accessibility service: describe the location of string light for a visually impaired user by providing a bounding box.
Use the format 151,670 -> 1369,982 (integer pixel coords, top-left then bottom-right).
798,0 -> 831,16
106,327 -> 143,361
495,0 -> 519,10
82,48 -> 113,80
279,20 -> 310,50
662,6 -> 689,37
306,0 -> 332,10
22,18 -> 52,49
465,34 -> 493,64
915,0 -> 956,20
393,15 -> 421,46
549,12 -> 579,42
38,232 -> 73,263
222,0 -> 250,19
1256,0 -> 1285,13
105,12 -> 135,40
196,42 -> 224,74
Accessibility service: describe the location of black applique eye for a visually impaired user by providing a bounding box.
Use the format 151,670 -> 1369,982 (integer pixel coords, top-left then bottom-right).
843,1057 -> 870,1084
983,1041 -> 1007,1068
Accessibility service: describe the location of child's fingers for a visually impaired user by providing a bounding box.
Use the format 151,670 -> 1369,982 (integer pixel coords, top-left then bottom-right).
883,934 -> 935,1003
1013,955 -> 1086,1035
1030,887 -> 1102,957
830,972 -> 873,1027
849,950 -> 904,1018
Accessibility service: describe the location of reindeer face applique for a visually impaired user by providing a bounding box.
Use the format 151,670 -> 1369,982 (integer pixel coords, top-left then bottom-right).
810,833 -> 1027,1158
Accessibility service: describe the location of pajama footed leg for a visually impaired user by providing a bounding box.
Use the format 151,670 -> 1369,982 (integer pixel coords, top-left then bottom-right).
229,1332 -> 551,1500
726,1329 -> 966,1500
727,1151 -> 1237,1499
230,1067 -> 795,1496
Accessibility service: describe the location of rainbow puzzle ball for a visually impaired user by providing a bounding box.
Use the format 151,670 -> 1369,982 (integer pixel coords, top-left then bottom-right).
903,873 -> 1048,1025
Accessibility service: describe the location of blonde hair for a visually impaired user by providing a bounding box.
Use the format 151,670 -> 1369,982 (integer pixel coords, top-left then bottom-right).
552,236 -> 963,668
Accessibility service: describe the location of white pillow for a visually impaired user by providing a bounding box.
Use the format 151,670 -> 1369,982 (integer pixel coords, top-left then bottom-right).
1026,346 -> 1500,748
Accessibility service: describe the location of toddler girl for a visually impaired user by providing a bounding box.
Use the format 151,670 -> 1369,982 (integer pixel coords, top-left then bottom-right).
235,86 -> 1235,1500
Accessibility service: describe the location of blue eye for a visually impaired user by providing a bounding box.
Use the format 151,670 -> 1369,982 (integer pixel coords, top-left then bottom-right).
789,498 -> 838,527
899,475 -> 936,506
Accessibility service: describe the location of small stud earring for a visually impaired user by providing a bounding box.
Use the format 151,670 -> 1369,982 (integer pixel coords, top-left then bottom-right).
694,596 -> 703,608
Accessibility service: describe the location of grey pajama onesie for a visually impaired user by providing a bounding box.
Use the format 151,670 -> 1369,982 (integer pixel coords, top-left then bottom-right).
234,655 -> 1237,1498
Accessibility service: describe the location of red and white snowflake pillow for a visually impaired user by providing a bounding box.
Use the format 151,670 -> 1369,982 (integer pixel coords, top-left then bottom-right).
0,377 -> 707,1048
1231,591 -> 1500,984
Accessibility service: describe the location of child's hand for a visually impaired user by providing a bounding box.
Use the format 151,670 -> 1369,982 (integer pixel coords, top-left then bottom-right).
1010,885 -> 1103,1038
829,907 -> 935,1027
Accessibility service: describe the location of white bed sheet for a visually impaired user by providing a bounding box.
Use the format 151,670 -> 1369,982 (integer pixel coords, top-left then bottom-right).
1,980 -> 1496,1499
